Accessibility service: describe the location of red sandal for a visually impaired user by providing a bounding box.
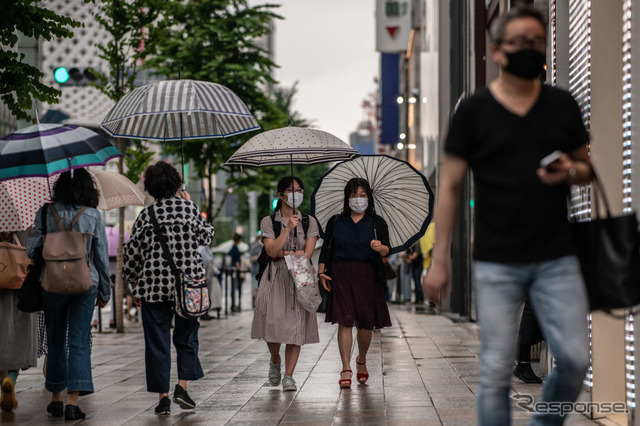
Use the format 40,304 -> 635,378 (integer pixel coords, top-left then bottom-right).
356,356 -> 369,384
339,370 -> 352,388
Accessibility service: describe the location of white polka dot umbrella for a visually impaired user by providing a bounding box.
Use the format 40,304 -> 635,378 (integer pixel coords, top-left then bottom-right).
224,126 -> 359,171
0,176 -> 58,232
311,155 -> 434,254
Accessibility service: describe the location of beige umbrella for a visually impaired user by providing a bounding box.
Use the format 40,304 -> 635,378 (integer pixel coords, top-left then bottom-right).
87,168 -> 146,210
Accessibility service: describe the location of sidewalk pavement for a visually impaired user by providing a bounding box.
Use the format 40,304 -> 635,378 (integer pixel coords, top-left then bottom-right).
2,302 -> 599,425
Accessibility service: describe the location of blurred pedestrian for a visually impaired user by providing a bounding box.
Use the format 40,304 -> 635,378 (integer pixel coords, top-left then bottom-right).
0,230 -> 37,413
318,178 -> 392,388
405,241 -> 425,304
424,5 -> 593,425
27,169 -> 111,420
251,176 -> 320,392
228,233 -> 243,312
399,250 -> 412,303
514,297 -> 544,384
248,233 -> 263,307
198,244 -> 219,320
420,222 -> 436,312
123,161 -> 214,415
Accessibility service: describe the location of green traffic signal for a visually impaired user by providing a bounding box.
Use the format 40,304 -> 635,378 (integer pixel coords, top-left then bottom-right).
54,67 -> 70,84
272,198 -> 278,210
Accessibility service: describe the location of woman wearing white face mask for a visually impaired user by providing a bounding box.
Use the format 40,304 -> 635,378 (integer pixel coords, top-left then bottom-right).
318,178 -> 392,389
250,176 -> 320,392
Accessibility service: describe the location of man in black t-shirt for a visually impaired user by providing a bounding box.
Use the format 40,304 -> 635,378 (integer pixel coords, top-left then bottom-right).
424,6 -> 593,425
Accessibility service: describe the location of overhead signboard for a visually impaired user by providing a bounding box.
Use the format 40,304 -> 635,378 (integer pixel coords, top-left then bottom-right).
376,0 -> 412,52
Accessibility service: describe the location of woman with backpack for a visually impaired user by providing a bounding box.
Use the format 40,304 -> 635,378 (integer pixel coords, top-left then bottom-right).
250,176 -> 320,392
123,161 -> 213,415
317,178 -> 392,388
27,169 -> 111,420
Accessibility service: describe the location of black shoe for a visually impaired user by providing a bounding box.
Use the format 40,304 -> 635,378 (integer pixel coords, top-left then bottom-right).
47,401 -> 63,417
173,384 -> 195,409
155,396 -> 171,415
513,362 -> 543,384
64,404 -> 86,420
200,313 -> 215,321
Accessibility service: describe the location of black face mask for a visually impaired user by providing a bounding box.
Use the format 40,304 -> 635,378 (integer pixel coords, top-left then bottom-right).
504,48 -> 546,79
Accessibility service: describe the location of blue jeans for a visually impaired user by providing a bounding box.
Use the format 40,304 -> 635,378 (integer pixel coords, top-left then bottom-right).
42,286 -> 97,394
141,300 -> 204,393
474,256 -> 589,426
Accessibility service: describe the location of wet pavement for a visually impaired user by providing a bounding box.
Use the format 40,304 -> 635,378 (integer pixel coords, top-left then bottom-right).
2,297 -> 600,425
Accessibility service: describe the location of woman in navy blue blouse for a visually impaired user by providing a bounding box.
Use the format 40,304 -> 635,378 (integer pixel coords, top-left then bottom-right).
318,178 -> 392,389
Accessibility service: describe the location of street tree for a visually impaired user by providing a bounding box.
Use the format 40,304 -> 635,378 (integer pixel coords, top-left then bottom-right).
143,0 -> 285,221
90,0 -> 164,332
231,82 -> 327,237
0,0 -> 81,122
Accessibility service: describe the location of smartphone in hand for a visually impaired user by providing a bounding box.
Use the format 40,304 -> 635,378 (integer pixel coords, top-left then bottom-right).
540,150 -> 562,169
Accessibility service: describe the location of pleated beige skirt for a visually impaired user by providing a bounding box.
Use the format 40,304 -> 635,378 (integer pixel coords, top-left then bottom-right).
251,259 -> 319,346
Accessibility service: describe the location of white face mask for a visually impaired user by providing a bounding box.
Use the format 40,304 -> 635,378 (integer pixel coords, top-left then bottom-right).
284,192 -> 303,209
349,197 -> 368,213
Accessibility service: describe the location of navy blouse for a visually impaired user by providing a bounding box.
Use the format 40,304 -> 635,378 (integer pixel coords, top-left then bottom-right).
332,215 -> 376,262
319,214 -> 391,267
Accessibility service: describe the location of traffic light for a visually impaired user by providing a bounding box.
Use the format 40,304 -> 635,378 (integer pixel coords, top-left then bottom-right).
53,67 -> 98,86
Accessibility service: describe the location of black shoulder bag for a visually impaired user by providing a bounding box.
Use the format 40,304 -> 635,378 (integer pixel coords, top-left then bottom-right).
149,206 -> 210,318
18,203 -> 48,313
572,170 -> 640,315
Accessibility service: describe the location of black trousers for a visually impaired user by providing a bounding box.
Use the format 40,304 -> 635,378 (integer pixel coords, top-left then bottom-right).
141,300 -> 204,393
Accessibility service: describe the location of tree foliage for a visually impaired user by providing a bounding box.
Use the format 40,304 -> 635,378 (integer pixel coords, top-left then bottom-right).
0,1 -> 81,122
90,0 -> 164,181
144,0 -> 286,221
232,82 -> 326,230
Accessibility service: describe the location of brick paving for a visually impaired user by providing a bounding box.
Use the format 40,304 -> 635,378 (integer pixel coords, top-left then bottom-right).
1,299 -> 599,425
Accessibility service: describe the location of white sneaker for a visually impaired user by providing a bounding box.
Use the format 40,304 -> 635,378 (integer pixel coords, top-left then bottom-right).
282,376 -> 297,391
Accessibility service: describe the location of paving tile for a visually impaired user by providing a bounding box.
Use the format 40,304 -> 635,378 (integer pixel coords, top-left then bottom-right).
5,286 -> 601,425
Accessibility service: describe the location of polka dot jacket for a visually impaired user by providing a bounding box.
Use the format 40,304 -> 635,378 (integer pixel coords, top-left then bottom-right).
123,197 -> 214,302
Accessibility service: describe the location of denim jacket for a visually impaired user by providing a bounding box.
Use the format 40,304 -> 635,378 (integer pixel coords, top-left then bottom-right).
27,201 -> 111,302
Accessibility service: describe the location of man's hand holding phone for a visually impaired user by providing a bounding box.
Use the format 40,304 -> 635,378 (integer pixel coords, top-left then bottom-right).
537,150 -> 574,186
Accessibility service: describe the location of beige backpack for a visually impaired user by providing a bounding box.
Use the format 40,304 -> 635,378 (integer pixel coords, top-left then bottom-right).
41,205 -> 93,294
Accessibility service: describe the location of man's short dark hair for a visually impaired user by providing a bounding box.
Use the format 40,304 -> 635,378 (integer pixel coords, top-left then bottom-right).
144,161 -> 182,200
489,4 -> 547,43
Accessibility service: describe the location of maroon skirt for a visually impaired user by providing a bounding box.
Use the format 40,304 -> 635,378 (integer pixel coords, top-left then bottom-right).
325,260 -> 392,330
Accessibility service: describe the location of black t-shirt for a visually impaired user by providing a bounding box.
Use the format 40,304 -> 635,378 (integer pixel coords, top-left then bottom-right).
445,85 -> 589,262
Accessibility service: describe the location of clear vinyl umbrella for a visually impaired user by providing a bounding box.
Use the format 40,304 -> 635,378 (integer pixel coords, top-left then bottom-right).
311,155 -> 434,254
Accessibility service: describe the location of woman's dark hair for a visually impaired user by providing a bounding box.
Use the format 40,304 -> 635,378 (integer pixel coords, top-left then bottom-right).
274,176 -> 304,211
144,161 -> 182,200
232,232 -> 242,243
342,178 -> 376,216
53,168 -> 99,208
489,4 -> 547,43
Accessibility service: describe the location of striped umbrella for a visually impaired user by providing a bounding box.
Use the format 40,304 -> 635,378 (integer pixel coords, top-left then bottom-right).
225,126 -> 358,168
100,79 -> 260,178
310,155 -> 434,254
0,123 -> 122,182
